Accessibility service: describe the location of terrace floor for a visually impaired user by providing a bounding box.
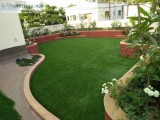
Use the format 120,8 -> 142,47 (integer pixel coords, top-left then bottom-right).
0,46 -> 39,120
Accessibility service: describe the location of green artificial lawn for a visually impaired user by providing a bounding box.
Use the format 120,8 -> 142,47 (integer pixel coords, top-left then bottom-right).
31,37 -> 137,120
0,91 -> 21,120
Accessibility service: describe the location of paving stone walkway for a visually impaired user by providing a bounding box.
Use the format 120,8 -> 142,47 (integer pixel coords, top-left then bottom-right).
0,52 -> 39,120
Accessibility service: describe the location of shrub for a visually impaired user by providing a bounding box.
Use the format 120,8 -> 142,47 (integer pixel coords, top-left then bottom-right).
16,55 -> 40,66
59,31 -> 79,37
111,20 -> 122,30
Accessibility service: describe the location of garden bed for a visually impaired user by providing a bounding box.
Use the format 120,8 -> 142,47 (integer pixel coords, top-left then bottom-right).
104,64 -> 137,120
28,30 -> 125,44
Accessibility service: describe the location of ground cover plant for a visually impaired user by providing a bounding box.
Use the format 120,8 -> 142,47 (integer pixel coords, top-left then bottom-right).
0,91 -> 21,120
16,55 -> 40,66
30,37 -> 137,120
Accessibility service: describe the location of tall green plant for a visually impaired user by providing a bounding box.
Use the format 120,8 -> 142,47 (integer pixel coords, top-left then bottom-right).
127,6 -> 157,44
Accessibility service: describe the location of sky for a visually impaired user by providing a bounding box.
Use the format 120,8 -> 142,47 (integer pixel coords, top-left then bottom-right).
20,0 -> 83,7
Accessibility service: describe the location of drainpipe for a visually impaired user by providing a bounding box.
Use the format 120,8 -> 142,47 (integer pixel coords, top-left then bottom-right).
122,4 -> 124,19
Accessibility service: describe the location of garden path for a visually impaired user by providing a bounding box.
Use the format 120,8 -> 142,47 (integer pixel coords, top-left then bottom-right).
0,51 -> 40,120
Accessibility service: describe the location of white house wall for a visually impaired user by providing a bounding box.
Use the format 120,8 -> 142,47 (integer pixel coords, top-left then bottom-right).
97,3 -> 125,21
0,13 -> 25,51
65,2 -> 127,28
65,2 -> 98,22
124,4 -> 150,18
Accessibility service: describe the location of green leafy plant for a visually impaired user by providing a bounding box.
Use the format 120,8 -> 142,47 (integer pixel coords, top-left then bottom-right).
80,23 -> 85,30
59,31 -> 79,37
126,6 -> 158,44
25,39 -> 34,46
111,20 -> 122,30
102,3 -> 160,119
90,21 -> 97,30
16,55 -> 40,66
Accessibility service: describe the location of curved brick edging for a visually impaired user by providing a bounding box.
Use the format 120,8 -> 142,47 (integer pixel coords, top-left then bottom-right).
104,64 -> 138,120
120,41 -> 148,58
120,41 -> 140,58
24,54 -> 60,120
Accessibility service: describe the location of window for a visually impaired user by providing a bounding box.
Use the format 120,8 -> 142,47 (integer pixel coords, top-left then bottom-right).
105,11 -> 109,18
118,10 -> 121,16
82,13 -> 92,20
70,15 -> 76,21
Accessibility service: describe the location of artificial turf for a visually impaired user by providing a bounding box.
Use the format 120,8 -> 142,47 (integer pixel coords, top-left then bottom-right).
0,91 -> 21,120
30,37 -> 137,120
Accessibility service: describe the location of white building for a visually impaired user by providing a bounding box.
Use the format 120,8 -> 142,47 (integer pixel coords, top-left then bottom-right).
65,0 -> 127,28
0,0 -> 26,59
65,0 -> 151,28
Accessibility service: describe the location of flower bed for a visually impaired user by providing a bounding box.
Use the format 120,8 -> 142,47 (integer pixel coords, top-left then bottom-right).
28,30 -> 126,44
104,64 -> 137,120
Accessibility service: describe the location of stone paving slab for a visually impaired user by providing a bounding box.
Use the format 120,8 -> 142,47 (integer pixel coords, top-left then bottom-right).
0,53 -> 39,120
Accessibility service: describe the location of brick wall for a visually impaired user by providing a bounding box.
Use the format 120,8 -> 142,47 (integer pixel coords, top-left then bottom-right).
120,41 -> 140,58
29,34 -> 60,44
80,30 -> 126,38
26,43 -> 39,54
28,30 -> 126,44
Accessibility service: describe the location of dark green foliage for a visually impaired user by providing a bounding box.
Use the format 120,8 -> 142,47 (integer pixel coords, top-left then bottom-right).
16,55 -> 40,66
126,6 -> 159,44
111,20 -> 122,30
30,38 -> 137,120
115,76 -> 160,119
42,5 -> 66,25
19,5 -> 66,29
59,31 -> 79,37
89,21 -> 97,29
0,91 -> 21,120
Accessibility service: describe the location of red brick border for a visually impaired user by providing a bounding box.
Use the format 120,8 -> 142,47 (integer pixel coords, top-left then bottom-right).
120,41 -> 140,58
29,33 -> 60,44
80,30 -> 126,38
26,43 -> 39,55
28,30 -> 126,44
24,54 -> 60,120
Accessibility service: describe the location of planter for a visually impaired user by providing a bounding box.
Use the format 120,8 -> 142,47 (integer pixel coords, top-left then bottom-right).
120,40 -> 148,58
29,33 -> 60,44
28,30 -> 125,45
104,64 -> 137,120
80,30 -> 124,38
26,43 -> 39,54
